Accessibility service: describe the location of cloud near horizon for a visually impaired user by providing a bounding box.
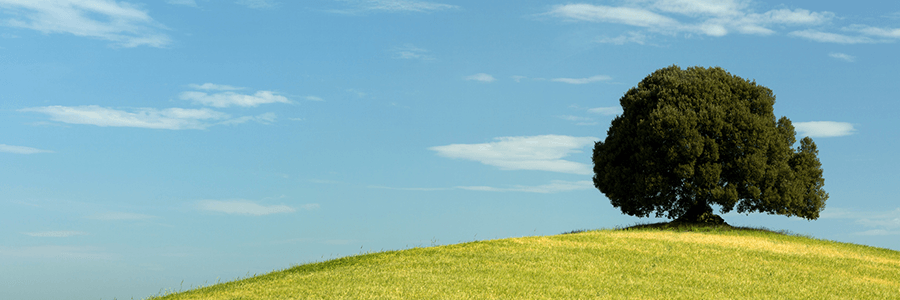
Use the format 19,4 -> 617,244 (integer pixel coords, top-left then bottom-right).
197,200 -> 300,216
820,207 -> 900,236
430,135 -> 599,175
87,212 -> 156,221
0,0 -> 171,47
22,231 -> 87,237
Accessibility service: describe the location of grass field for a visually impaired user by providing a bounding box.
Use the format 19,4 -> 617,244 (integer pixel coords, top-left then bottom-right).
148,225 -> 900,299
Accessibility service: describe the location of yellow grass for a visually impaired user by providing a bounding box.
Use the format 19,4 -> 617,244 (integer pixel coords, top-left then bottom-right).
150,228 -> 900,299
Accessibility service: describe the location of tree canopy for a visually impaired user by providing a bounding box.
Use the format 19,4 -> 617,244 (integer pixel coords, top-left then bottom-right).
592,66 -> 827,224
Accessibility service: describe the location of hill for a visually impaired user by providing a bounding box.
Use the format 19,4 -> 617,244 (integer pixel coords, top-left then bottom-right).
149,226 -> 900,299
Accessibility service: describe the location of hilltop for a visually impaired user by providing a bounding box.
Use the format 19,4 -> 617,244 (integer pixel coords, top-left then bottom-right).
149,226 -> 900,299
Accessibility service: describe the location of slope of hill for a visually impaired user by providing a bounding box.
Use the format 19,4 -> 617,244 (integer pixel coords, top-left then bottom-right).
149,227 -> 900,299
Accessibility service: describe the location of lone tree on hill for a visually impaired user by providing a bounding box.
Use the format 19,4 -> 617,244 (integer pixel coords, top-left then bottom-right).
592,66 -> 828,225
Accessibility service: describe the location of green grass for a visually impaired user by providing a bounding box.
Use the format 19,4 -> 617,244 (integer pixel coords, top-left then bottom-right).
149,225 -> 900,299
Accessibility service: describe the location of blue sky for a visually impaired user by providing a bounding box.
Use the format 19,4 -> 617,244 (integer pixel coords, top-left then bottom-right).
1,0 -> 898,299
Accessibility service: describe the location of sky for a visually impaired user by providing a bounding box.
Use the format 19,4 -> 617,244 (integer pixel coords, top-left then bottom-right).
1,0 -> 898,299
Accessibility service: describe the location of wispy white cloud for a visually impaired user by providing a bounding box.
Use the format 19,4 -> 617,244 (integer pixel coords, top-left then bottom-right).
19,105 -> 237,130
0,245 -> 115,260
789,30 -> 875,44
0,0 -> 170,47
554,2 -> 900,45
236,0 -> 276,9
392,44 -> 435,60
219,112 -> 277,125
549,4 -> 679,28
368,180 -> 594,194
305,96 -> 324,101
828,52 -> 855,62
179,90 -> 290,108
847,25 -> 900,39
794,121 -> 855,138
464,73 -> 496,83
821,208 -> 900,236
299,203 -> 320,210
457,180 -> 594,194
166,0 -> 197,7
367,185 -> 451,191
334,0 -> 457,13
187,83 -> 244,91
587,106 -> 622,116
552,75 -> 612,84
87,212 -> 155,221
597,31 -> 649,45
430,135 -> 599,175
0,144 -> 53,154
546,1 -> 853,43
23,231 -> 87,237
558,115 -> 597,126
648,0 -> 746,17
197,200 -> 297,216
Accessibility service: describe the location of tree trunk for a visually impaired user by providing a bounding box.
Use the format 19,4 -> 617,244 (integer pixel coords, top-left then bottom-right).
674,200 -> 727,225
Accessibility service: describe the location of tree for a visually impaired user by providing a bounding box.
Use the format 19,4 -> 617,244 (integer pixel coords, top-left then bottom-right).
592,66 -> 827,224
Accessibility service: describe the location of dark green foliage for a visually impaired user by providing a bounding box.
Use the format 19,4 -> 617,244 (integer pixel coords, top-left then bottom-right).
592,65 -> 828,221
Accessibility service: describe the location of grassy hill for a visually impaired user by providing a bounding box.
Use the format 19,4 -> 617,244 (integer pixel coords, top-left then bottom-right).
149,225 -> 900,299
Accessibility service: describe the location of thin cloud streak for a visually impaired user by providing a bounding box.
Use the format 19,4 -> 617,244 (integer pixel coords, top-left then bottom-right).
188,83 -> 244,91
179,90 -> 291,108
236,0 -> 277,9
587,106 -> 622,116
368,180 -> 594,194
368,185 -> 451,191
23,231 -> 87,237
850,25 -> 900,39
456,180 -> 594,194
0,245 -> 115,260
828,52 -> 855,62
20,105 -> 276,130
794,121 -> 855,138
197,200 -> 297,216
597,31 -> 649,45
181,83 -> 291,108
0,144 -> 53,154
544,1 -> 892,44
20,106 -> 229,130
552,75 -> 612,84
332,0 -> 457,13
789,30 -> 875,44
464,73 -> 496,83
430,135 -> 599,175
0,0 -> 171,47
392,44 -> 435,60
166,0 -> 198,7
821,208 -> 900,236
87,212 -> 155,221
